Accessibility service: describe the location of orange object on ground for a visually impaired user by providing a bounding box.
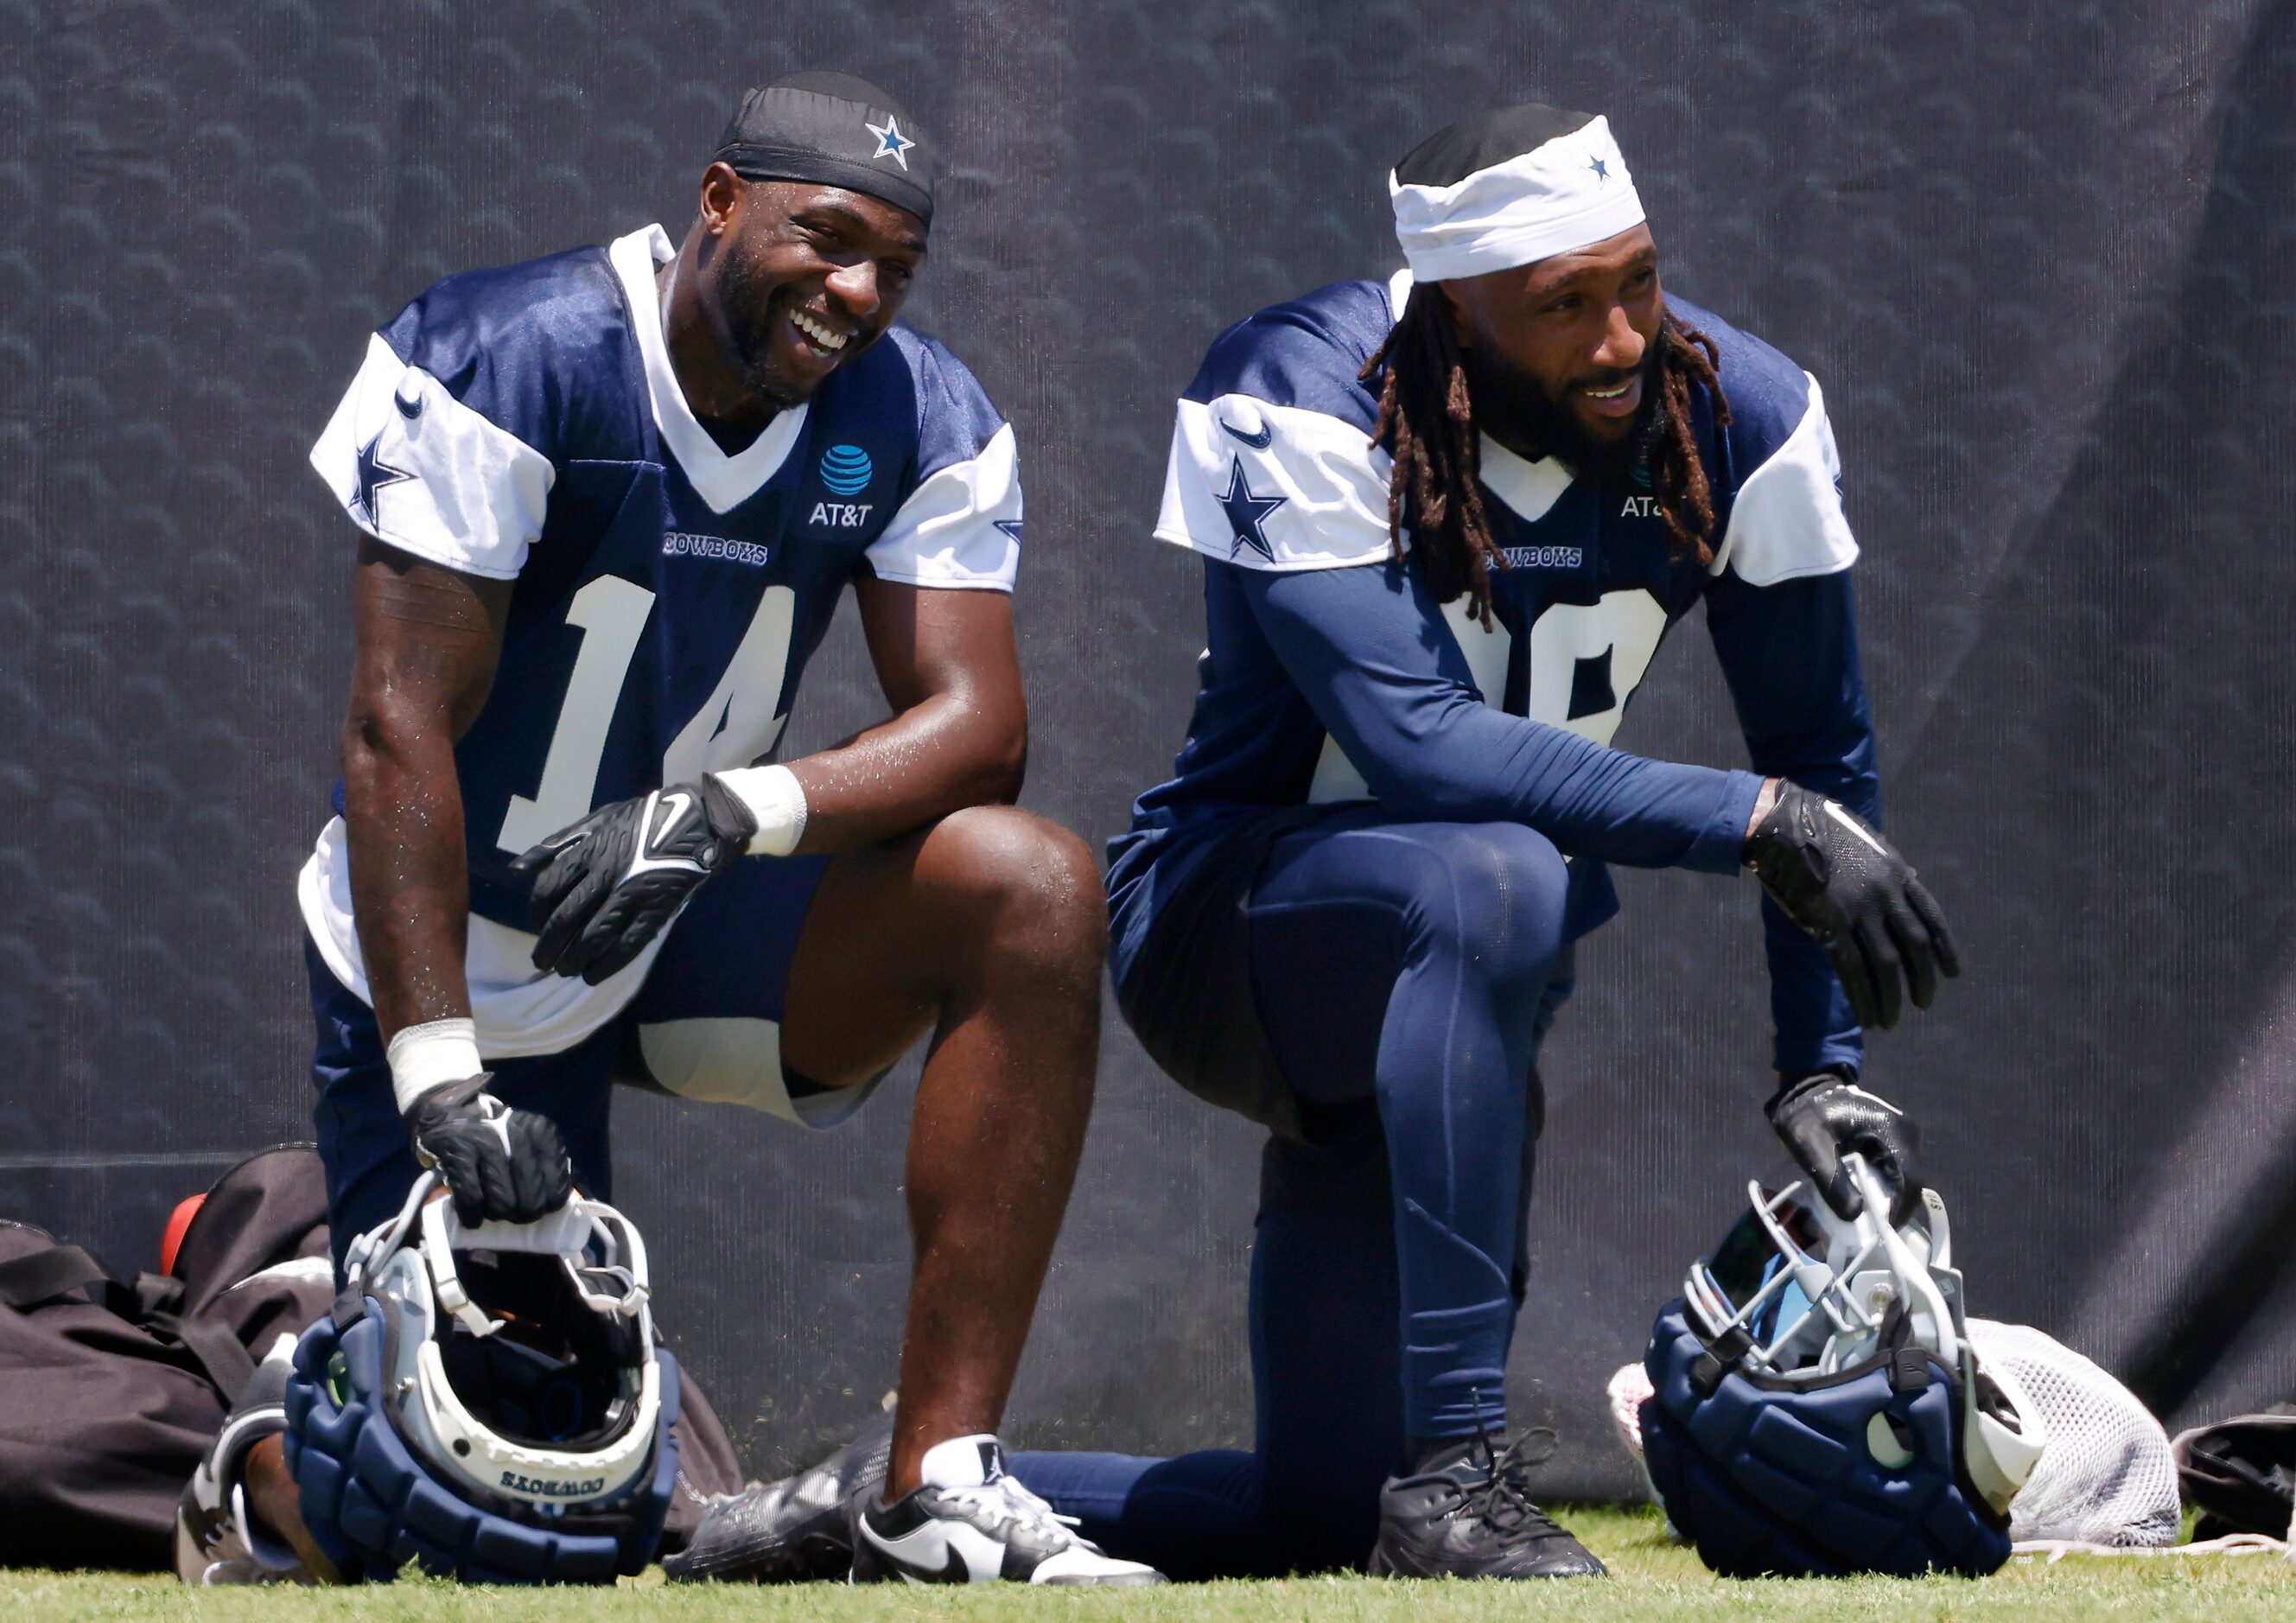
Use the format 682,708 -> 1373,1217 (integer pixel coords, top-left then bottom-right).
158,1193 -> 207,1276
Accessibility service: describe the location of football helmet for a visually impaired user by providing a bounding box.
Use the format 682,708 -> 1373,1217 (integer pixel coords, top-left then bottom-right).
1641,1155 -> 2046,1577
280,1174 -> 681,1583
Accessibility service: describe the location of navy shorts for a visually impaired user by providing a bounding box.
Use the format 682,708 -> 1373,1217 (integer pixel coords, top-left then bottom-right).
310,852 -> 845,1263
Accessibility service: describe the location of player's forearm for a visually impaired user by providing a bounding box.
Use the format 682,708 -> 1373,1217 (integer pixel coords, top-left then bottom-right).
1358,692 -> 1761,871
340,542 -> 509,1050
1247,564 -> 1756,869
1709,570 -> 1880,819
1762,894 -> 1865,1074
782,690 -> 1026,852
342,697 -> 474,1041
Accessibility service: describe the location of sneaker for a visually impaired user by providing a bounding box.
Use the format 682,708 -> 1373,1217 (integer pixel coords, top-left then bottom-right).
1369,1429 -> 1606,1579
665,1420 -> 892,1583
851,1435 -> 1164,1586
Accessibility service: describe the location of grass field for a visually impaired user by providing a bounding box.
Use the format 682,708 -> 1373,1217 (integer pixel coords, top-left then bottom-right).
7,1507 -> 2293,1621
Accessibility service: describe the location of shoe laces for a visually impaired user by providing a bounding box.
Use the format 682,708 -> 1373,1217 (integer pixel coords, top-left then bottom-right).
1449,1418 -> 1565,1541
940,1470 -> 1087,1547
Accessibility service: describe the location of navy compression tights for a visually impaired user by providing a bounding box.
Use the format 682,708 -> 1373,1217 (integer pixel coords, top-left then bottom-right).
1011,816 -> 1571,1576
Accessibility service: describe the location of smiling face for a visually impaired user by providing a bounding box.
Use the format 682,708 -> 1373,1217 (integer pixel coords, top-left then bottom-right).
691,165 -> 927,415
1438,221 -> 1663,472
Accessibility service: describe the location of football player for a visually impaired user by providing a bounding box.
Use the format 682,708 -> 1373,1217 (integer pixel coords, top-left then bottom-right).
274,73 -> 1155,1587
1002,103 -> 1958,1579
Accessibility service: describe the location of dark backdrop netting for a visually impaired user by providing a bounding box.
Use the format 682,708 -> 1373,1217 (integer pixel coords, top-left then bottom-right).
2,0 -> 2291,1499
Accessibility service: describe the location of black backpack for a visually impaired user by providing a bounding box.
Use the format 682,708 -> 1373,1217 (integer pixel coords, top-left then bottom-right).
0,1145 -> 742,1572
0,1145 -> 334,1570
2172,1408 -> 2296,1540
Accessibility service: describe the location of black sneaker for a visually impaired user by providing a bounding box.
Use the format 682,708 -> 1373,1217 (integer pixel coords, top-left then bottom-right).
1369,1429 -> 1606,1579
850,1435 -> 1163,1586
665,1420 -> 892,1583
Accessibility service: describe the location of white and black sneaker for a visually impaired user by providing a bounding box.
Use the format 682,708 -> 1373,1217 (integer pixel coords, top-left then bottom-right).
850,1435 -> 1163,1586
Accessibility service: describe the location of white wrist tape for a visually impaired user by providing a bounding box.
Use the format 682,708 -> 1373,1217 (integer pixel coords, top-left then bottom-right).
715,764 -> 809,857
387,1017 -> 483,1115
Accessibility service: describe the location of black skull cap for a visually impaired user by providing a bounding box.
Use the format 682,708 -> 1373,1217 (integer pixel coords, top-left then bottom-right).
1394,102 -> 1599,188
714,71 -> 933,226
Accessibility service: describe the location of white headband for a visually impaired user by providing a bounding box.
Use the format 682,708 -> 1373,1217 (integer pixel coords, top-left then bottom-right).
1389,114 -> 1645,283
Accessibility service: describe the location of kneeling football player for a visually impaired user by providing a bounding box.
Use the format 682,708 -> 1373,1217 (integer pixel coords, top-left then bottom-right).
1000,104 -> 1960,1578
269,73 -> 1154,1587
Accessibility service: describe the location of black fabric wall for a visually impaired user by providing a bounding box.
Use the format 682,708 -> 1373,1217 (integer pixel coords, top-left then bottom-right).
3,0 -> 2292,1498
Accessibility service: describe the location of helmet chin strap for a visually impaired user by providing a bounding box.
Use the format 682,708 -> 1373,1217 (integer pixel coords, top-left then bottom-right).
418,1195 -> 505,1340
1920,1185 -> 1952,1270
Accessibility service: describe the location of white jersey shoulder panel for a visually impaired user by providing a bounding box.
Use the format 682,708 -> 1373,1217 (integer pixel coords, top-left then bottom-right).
308,333 -> 557,580
864,420 -> 1021,590
1154,394 -> 1400,572
1710,372 -> 1860,587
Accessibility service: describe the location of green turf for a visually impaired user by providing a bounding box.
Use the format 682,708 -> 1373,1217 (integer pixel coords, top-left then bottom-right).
7,1506 -> 2292,1620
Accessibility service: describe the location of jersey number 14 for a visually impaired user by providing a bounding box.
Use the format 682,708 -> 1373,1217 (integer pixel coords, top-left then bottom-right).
495,576 -> 796,853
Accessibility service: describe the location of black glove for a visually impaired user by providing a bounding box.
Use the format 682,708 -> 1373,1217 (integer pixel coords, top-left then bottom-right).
1743,780 -> 1960,1031
406,1075 -> 573,1226
1766,1070 -> 1922,1225
510,775 -> 758,984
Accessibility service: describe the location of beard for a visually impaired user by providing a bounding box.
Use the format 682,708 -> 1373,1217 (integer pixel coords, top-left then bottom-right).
1462,325 -> 1667,487
716,236 -> 813,414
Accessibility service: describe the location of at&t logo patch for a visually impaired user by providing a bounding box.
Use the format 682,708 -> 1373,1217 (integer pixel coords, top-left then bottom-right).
812,443 -> 875,525
818,443 -> 874,495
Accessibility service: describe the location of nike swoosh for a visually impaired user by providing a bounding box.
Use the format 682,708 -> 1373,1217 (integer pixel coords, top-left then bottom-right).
1822,799 -> 1889,856
1218,415 -> 1273,449
652,791 -> 693,845
862,1523 -> 972,1584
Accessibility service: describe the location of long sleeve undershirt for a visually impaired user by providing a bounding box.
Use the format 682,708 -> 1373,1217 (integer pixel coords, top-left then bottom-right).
1234,555 -> 1878,1075
1237,558 -> 1761,874
1707,565 -> 1877,1074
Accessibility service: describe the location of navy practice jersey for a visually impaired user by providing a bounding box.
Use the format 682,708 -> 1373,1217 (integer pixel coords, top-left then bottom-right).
1108,270 -> 1878,1074
299,225 -> 1020,1055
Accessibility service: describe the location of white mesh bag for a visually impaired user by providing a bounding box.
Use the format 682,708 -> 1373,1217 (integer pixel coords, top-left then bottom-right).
1963,1318 -> 2179,1546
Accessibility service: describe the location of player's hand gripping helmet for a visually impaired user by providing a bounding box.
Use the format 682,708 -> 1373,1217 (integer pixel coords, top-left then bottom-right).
280,1174 -> 682,1583
1640,1155 -> 2046,1578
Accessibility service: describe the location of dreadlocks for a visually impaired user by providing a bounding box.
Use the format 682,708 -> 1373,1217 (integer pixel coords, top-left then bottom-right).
1358,292 -> 1730,627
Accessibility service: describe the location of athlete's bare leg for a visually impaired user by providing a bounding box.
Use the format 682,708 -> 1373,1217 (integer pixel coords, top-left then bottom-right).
779,804 -> 1104,1500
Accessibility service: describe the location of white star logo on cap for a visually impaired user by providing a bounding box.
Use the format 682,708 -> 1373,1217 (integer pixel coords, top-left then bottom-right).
865,113 -> 914,170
